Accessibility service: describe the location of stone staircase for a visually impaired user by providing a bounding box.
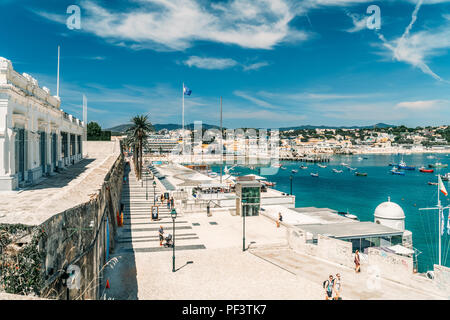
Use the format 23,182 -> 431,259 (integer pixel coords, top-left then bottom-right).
115,164 -> 206,254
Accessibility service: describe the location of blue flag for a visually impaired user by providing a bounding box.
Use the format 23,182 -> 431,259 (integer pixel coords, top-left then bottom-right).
183,84 -> 192,96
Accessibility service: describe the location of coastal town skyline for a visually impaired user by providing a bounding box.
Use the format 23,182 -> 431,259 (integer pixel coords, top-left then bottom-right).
1,0 -> 449,129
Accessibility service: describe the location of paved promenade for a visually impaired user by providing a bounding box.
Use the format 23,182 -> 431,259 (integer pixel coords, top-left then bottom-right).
101,162 -> 443,300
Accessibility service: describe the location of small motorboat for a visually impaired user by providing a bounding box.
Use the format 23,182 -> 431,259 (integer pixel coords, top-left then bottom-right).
291,169 -> 298,173
262,181 -> 276,187
280,167 -> 287,170
355,172 -> 367,176
310,172 -> 319,177
428,182 -> 438,186
271,163 -> 282,168
300,165 -> 308,170
428,162 -> 448,169
347,167 -> 357,171
340,162 -> 348,166
317,164 -> 327,168
332,169 -> 343,173
442,173 -> 450,181
391,169 -> 405,175
419,167 -> 434,173
398,160 -> 415,170
357,157 -> 363,161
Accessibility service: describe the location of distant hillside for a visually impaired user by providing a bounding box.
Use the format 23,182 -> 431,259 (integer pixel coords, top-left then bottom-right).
279,123 -> 396,131
107,123 -> 221,133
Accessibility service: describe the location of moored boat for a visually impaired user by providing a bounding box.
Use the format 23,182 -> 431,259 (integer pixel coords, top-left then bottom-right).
280,167 -> 287,170
428,182 -> 438,186
390,168 -> 405,175
310,172 -> 319,177
428,162 -> 448,168
300,165 -> 308,169
398,160 -> 415,170
419,167 -> 434,173
317,164 -> 327,168
441,173 -> 450,181
355,172 -> 367,176
291,169 -> 298,173
332,169 -> 343,173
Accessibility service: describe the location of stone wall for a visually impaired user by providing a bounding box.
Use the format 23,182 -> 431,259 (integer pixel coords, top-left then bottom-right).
0,153 -> 124,299
317,234 -> 353,268
367,247 -> 413,284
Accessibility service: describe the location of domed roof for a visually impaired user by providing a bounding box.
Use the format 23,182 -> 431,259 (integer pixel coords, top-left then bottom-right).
374,197 -> 405,220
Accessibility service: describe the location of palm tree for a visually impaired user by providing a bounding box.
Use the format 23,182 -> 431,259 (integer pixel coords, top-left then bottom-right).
127,115 -> 153,180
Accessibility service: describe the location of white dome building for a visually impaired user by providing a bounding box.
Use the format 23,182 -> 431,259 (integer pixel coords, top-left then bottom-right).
374,197 -> 405,231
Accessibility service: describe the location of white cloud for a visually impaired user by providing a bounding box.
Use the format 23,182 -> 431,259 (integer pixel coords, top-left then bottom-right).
234,90 -> 278,109
184,56 -> 238,70
395,100 -> 448,110
35,0 -> 308,51
242,61 -> 270,71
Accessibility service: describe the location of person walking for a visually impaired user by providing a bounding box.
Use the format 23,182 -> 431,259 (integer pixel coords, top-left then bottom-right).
159,226 -> 164,246
333,273 -> 342,300
170,196 -> 174,209
323,275 -> 335,300
277,212 -> 283,228
354,250 -> 361,273
166,198 -> 170,209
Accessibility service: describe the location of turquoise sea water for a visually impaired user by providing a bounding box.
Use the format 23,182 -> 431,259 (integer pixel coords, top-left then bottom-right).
211,153 -> 450,272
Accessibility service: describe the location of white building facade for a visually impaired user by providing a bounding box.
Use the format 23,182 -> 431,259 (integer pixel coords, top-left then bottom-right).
0,57 -> 84,191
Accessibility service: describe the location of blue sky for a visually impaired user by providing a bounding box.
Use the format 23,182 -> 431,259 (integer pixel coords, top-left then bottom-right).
1,0 -> 450,129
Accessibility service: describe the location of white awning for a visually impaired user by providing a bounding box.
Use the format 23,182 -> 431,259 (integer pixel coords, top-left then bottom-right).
199,183 -> 229,188
387,245 -> 415,256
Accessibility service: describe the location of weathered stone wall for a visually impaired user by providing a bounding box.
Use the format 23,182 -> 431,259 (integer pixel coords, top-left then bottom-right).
0,153 -> 124,299
317,234 -> 353,268
368,247 -> 413,283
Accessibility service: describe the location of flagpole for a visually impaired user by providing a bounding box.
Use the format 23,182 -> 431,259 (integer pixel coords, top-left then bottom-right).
220,96 -> 223,184
419,173 -> 450,267
182,82 -> 185,133
57,45 -> 60,97
438,174 -> 442,266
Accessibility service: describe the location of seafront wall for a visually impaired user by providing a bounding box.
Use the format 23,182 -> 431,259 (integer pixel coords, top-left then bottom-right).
0,146 -> 123,299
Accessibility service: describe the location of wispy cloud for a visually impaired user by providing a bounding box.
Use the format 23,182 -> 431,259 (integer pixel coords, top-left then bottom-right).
183,56 -> 238,70
242,61 -> 270,71
183,56 -> 269,71
346,0 -> 450,82
34,0 -> 308,51
395,99 -> 449,110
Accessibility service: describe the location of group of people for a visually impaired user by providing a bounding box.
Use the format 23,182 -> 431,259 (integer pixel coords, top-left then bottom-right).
323,273 -> 342,300
322,250 -> 361,300
155,194 -> 174,210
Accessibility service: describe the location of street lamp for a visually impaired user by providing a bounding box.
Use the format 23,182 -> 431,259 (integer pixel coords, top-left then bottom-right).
290,175 -> 293,196
242,199 -> 247,252
170,208 -> 177,272
153,181 -> 157,205
146,170 -> 148,201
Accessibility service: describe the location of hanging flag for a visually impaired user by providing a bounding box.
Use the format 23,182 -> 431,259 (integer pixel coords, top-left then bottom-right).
183,84 -> 192,96
438,175 -> 448,196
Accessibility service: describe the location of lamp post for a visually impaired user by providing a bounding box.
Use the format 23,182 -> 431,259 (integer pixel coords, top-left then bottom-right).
242,199 -> 247,252
170,208 -> 177,272
146,170 -> 148,201
290,175 -> 293,195
153,181 -> 157,205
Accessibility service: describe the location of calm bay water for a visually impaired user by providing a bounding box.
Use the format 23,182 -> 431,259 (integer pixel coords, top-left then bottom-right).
212,153 -> 450,272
